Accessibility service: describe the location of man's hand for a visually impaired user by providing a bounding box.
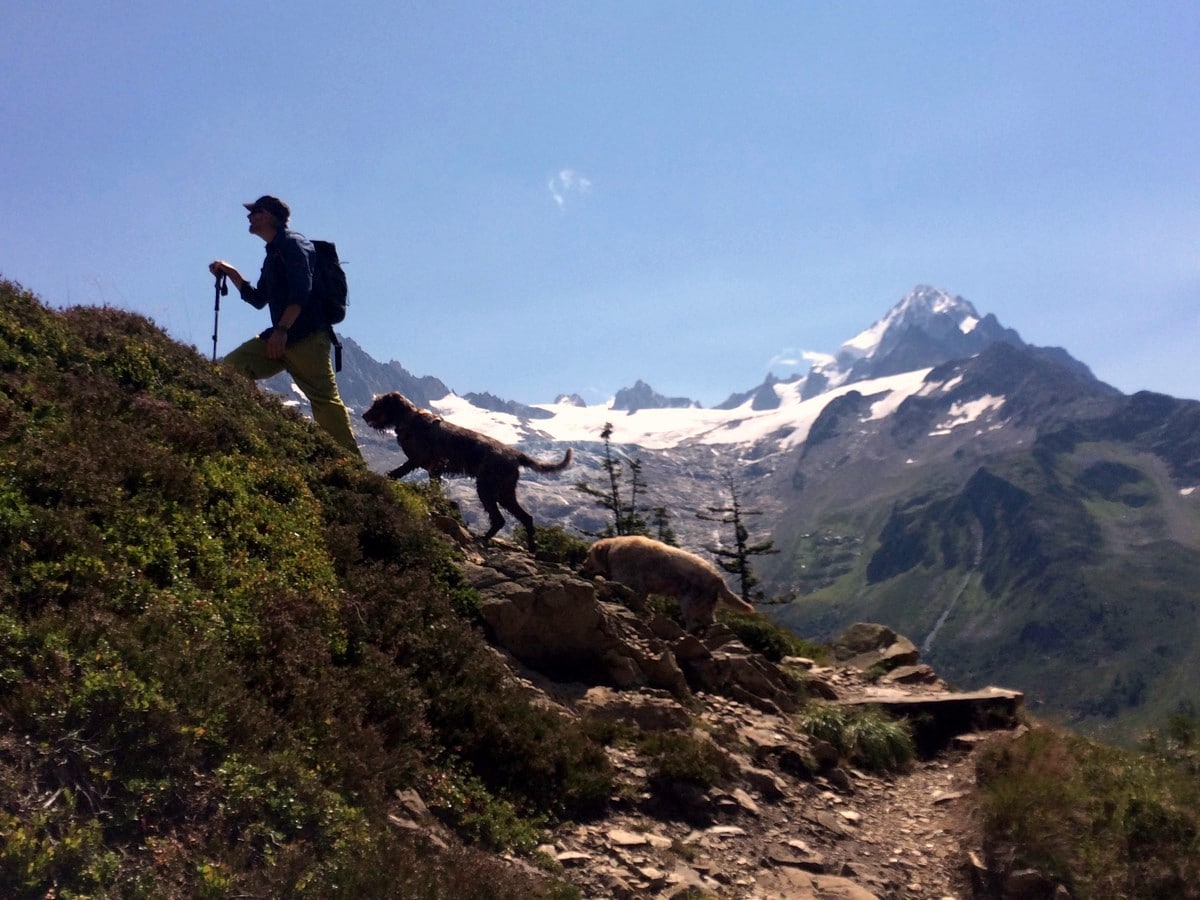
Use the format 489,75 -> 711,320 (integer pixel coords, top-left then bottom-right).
209,260 -> 244,288
266,327 -> 288,360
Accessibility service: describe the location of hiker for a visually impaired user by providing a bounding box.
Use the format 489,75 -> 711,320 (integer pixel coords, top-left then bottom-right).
209,195 -> 360,457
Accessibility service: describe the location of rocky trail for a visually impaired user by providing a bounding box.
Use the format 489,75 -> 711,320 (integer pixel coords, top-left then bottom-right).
529,673 -> 1015,900
422,532 -> 1037,899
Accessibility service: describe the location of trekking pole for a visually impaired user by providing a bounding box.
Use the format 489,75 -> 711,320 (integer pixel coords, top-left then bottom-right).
211,272 -> 228,361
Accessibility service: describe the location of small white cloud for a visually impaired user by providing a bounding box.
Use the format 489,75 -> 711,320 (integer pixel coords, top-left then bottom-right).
548,168 -> 592,209
768,348 -> 832,373
802,350 -> 836,367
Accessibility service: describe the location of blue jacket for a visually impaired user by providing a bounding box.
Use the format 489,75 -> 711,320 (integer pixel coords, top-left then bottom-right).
239,228 -> 325,343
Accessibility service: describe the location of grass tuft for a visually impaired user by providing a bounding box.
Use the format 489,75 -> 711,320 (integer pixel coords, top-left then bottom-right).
794,702 -> 914,772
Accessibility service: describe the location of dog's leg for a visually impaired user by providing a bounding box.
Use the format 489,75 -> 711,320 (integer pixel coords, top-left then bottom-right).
489,469 -> 536,551
477,483 -> 508,542
499,489 -> 537,552
387,460 -> 419,480
625,588 -> 649,614
679,591 -> 711,633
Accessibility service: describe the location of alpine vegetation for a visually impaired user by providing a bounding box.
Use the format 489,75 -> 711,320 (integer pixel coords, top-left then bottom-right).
0,280 -> 610,897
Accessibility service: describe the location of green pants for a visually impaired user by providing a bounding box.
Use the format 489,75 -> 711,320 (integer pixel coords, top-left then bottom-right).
223,330 -> 361,457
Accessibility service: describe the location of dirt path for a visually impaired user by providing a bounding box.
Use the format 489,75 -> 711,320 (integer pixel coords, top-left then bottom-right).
544,704 -> 1005,899
837,746 -> 984,898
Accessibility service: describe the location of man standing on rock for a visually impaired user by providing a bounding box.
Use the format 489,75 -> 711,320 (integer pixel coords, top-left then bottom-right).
209,195 -> 360,457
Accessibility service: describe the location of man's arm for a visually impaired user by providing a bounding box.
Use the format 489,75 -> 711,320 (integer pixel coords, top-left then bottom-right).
266,302 -> 302,360
208,260 -> 266,309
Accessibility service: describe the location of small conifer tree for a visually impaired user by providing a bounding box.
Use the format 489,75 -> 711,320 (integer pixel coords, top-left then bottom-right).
697,470 -> 778,603
576,423 -> 653,536
575,422 -> 623,534
650,506 -> 678,545
621,458 -> 650,536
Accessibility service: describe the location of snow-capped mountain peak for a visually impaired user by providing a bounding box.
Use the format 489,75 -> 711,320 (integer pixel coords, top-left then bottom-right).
294,285 -> 1054,458
805,286 -> 1016,395
837,286 -> 980,361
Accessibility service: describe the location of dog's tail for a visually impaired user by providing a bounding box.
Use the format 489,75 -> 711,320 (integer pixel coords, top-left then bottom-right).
521,447 -> 573,474
718,583 -> 757,615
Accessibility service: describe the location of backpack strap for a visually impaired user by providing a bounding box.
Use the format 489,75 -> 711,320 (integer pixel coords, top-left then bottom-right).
329,325 -> 343,372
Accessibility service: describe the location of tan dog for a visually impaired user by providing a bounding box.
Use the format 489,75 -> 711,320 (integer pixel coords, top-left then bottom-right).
363,391 -> 572,551
582,535 -> 756,631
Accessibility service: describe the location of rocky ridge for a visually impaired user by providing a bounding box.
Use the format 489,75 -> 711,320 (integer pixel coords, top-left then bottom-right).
419,528 -> 1046,899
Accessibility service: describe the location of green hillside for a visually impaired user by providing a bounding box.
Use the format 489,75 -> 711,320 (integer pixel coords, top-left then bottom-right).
0,280 -> 609,897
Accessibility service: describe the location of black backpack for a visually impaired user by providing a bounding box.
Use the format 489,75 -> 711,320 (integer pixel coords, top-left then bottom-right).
311,240 -> 348,325
311,240 -> 348,370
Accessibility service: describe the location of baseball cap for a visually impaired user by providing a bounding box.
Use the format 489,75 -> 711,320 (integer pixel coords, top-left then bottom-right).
243,195 -> 290,222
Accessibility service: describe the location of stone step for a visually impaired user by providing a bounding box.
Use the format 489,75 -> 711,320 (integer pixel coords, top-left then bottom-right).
839,686 -> 1024,754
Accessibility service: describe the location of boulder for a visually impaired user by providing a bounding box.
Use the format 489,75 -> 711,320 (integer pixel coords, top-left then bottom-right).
671,625 -> 805,713
840,685 -> 1025,754
834,622 -> 920,673
576,686 -> 692,732
833,623 -> 900,659
471,549 -> 810,712
474,566 -> 689,696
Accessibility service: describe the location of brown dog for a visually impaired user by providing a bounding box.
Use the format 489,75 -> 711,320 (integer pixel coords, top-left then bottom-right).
581,535 -> 756,631
363,392 -> 572,551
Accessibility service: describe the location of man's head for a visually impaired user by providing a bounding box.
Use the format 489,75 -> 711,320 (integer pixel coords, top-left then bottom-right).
244,195 -> 289,239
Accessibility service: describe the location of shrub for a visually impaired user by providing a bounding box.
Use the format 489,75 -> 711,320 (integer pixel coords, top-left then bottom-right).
578,713 -> 639,747
1140,712 -> 1200,776
638,731 -> 735,790
717,610 -> 830,663
533,525 -> 592,567
794,702 -> 913,772
644,593 -> 684,623
427,769 -> 544,852
977,724 -> 1200,897
0,284 -> 609,895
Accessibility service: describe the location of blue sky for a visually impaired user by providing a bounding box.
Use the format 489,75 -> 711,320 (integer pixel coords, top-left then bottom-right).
3,2 -> 1197,406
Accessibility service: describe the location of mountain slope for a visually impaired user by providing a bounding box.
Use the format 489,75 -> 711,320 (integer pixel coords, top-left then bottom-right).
761,345 -> 1200,745
0,280 -> 608,896
272,283 -> 1200,746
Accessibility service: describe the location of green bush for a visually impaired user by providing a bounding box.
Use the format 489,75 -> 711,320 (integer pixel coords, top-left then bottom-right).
578,713 -> 640,747
0,283 -> 609,896
977,724 -> 1200,898
717,610 -> 831,663
644,593 -> 684,623
638,731 -> 735,790
427,769 -> 545,852
1140,712 -> 1200,776
794,702 -> 913,772
534,525 -> 592,567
